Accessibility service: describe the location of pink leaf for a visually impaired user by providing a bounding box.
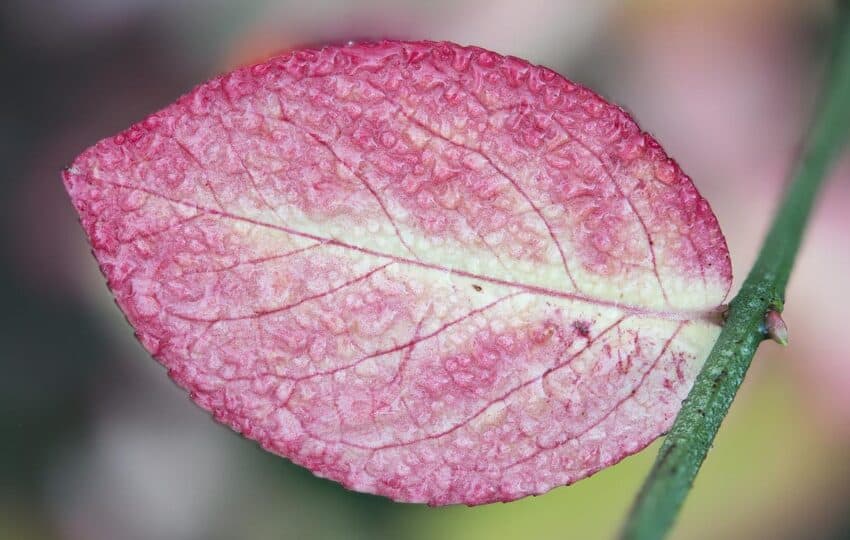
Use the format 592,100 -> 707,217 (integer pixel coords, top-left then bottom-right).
62,40 -> 731,505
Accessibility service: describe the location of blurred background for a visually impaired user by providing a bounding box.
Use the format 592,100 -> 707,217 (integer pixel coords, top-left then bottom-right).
2,0 -> 849,538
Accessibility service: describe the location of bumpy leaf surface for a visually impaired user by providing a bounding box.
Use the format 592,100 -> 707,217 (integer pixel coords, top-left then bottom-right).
63,40 -> 731,505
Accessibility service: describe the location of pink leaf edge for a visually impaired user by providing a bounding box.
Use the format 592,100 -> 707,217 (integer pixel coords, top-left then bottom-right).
62,40 -> 731,505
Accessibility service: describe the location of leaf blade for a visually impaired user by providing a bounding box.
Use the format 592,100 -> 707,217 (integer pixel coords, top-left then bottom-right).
63,40 -> 731,505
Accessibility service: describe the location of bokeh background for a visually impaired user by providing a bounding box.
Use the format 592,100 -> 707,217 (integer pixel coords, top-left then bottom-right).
2,0 -> 849,539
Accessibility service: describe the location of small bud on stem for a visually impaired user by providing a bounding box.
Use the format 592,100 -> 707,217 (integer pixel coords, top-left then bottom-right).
764,309 -> 788,345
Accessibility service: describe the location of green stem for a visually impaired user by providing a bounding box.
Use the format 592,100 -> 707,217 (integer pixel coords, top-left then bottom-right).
619,5 -> 850,540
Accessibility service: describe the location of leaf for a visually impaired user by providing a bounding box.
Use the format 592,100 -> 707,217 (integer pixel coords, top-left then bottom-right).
62,40 -> 731,505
